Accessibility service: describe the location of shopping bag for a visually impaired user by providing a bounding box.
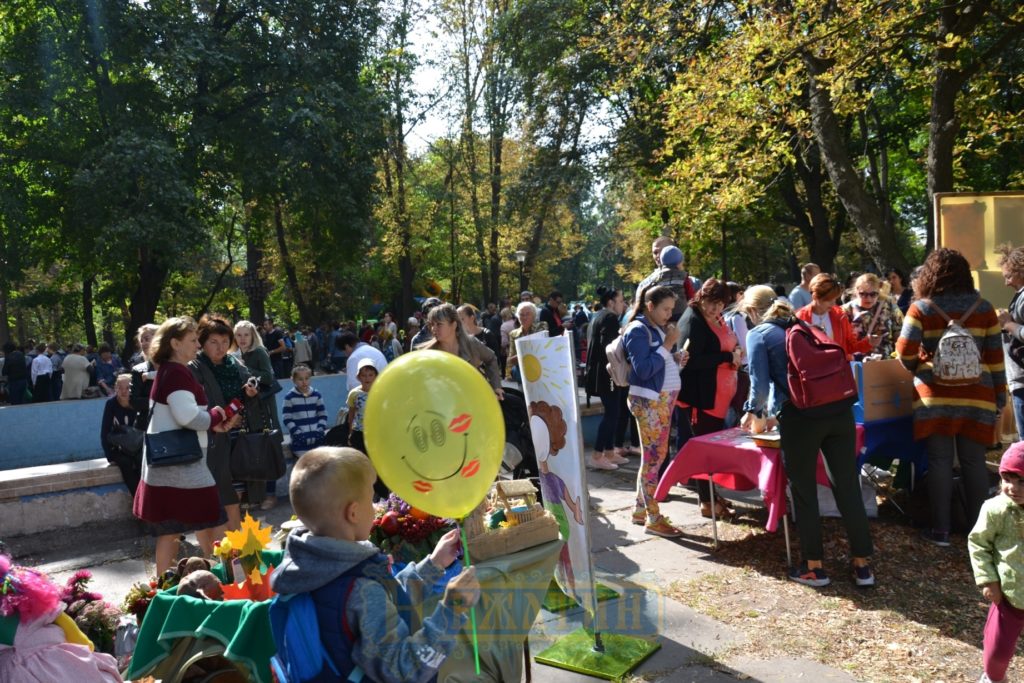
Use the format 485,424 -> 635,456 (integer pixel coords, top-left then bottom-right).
230,430 -> 286,480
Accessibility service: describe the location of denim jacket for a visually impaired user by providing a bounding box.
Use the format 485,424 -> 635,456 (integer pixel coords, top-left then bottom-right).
623,316 -> 666,400
742,319 -> 791,417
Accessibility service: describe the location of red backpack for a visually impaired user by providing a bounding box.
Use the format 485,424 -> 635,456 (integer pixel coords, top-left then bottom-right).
785,318 -> 858,416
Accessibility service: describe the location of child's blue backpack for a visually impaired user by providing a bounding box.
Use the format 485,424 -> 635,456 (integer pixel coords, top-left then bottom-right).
269,555 -> 402,683
269,572 -> 369,682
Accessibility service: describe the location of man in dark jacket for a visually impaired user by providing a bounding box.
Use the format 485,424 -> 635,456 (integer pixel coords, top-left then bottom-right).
2,341 -> 28,405
539,291 -> 573,338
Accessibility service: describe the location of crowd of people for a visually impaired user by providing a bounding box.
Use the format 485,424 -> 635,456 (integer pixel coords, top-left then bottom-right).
5,240 -> 1024,683
575,239 -> 1017,589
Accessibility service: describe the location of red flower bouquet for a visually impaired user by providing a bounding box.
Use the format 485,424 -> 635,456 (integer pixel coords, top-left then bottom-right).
370,494 -> 455,564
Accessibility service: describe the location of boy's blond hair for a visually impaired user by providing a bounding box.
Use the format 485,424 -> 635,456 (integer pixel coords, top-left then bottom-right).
290,447 -> 376,533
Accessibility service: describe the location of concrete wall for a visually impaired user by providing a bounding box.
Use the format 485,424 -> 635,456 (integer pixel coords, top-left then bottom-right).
0,374 -> 351,470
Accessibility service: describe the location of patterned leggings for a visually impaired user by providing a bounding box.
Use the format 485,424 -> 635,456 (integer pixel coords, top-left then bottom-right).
628,390 -> 678,521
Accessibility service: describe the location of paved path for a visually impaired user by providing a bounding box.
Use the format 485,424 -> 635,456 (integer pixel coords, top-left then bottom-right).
6,454 -> 861,682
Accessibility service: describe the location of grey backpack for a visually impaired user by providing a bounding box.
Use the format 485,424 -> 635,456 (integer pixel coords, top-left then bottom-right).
606,322 -> 652,387
926,298 -> 983,386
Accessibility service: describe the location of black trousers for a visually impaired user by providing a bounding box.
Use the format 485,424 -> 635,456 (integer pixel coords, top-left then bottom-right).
107,448 -> 141,497
779,403 -> 873,562
32,375 -> 51,403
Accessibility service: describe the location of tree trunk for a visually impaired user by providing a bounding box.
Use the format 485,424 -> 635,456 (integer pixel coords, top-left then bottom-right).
245,229 -> 267,324
777,146 -> 842,273
487,132 -> 502,303
83,276 -> 97,348
123,250 -> 167,364
273,198 -> 311,324
802,53 -> 909,273
926,69 -> 959,254
925,0 -> 1013,253
0,282 -> 11,347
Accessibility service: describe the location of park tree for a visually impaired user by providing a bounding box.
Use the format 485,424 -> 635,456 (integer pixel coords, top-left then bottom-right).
594,0 -> 1023,278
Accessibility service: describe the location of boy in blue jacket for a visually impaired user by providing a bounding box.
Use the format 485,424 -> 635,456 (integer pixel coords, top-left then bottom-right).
270,447 -> 479,682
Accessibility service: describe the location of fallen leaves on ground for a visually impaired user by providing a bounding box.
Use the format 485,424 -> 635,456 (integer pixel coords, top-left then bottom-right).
666,505 -> 1013,683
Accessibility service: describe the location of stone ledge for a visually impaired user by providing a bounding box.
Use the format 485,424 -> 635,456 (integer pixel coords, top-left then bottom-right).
0,458 -> 123,502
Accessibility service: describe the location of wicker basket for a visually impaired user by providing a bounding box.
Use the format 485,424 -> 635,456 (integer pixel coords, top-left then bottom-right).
506,506 -> 546,525
466,511 -> 560,561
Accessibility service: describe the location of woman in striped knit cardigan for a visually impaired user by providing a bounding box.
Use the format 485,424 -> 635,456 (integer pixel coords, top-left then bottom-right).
897,249 -> 1006,547
133,317 -> 242,574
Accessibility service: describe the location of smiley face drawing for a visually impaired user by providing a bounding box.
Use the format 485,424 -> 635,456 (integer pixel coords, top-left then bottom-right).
402,410 -> 482,493
363,349 -> 505,519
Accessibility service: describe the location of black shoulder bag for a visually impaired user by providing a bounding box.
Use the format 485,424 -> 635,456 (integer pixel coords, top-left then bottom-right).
229,401 -> 285,481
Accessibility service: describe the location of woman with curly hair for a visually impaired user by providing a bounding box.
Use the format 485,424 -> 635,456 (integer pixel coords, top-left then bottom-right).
897,248 -> 1006,547
997,243 -> 1024,439
189,317 -> 263,531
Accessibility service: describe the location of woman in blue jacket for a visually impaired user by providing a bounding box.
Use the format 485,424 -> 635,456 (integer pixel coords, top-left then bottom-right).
741,298 -> 874,588
624,285 -> 687,538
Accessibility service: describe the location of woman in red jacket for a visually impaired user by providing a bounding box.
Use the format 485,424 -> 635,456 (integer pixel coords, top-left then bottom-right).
796,273 -> 876,359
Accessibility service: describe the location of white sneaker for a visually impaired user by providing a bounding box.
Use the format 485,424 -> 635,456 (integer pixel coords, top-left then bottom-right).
606,451 -> 629,465
978,673 -> 1004,683
587,455 -> 618,470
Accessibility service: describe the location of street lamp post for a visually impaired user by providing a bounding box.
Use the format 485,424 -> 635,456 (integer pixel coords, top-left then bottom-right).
514,250 -> 528,295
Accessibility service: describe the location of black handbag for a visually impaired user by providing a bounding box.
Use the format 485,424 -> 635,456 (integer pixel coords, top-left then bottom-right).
229,403 -> 285,480
230,431 -> 285,480
145,429 -> 203,467
108,425 -> 145,454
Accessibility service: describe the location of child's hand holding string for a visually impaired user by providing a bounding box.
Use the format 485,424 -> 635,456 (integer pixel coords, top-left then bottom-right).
429,528 -> 461,569
443,566 -> 480,614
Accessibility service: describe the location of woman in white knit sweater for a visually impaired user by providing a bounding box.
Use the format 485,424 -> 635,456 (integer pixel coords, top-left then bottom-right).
132,317 -> 241,574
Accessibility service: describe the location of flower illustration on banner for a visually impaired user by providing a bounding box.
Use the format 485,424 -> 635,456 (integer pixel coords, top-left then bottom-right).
529,400 -> 584,592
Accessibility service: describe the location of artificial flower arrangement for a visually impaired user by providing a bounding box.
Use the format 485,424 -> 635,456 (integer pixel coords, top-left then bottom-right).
370,493 -> 455,564
58,570 -> 123,655
121,580 -> 158,625
211,513 -> 276,602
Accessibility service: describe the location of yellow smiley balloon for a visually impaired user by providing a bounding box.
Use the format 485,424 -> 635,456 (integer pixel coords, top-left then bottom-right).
363,350 -> 505,519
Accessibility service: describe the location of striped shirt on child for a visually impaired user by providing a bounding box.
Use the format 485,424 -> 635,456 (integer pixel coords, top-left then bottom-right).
282,387 -> 328,455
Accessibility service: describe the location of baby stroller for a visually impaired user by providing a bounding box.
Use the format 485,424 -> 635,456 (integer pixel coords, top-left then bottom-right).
500,387 -> 537,480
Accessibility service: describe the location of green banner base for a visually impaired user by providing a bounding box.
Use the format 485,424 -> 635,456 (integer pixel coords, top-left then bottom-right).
543,579 -> 620,612
533,628 -> 660,680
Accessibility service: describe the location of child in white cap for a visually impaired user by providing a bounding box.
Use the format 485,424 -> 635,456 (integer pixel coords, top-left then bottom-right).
969,442 -> 1024,683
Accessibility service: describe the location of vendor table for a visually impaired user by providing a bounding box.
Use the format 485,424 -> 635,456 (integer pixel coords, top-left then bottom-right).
654,427 -> 865,563
125,542 -> 564,683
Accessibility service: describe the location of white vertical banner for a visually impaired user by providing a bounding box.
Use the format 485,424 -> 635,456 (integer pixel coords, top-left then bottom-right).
516,330 -> 597,616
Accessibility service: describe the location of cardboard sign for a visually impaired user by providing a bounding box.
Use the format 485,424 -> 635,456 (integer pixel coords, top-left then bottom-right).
852,359 -> 915,423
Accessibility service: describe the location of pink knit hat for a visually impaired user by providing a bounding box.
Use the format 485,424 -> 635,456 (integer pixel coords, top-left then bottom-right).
999,443 -> 1024,478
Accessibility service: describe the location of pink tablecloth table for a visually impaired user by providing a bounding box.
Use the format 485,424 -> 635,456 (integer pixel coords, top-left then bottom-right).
654,426 -> 865,533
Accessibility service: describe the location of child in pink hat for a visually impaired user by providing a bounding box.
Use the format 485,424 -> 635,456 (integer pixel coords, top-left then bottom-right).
969,442 -> 1024,683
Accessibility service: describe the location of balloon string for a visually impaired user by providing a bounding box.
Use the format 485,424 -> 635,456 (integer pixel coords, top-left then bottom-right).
458,520 -> 481,676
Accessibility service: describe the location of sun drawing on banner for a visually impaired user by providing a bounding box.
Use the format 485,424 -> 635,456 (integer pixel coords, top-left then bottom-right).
520,339 -> 573,393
